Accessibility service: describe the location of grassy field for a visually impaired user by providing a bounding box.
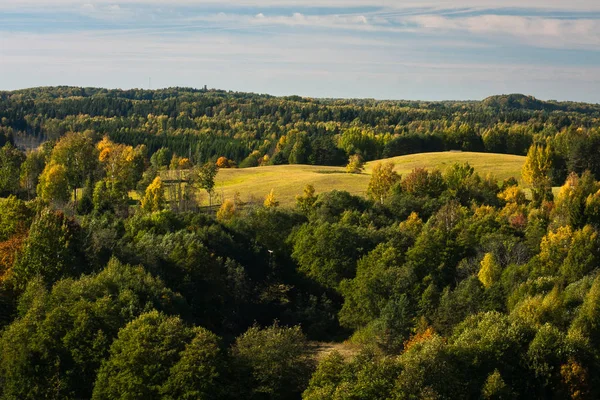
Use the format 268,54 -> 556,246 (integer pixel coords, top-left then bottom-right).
199,151 -> 526,208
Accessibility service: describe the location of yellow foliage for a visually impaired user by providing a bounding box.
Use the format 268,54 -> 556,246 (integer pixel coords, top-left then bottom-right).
141,176 -> 166,212
264,189 -> 279,208
217,199 -> 236,221
498,186 -> 526,204
539,226 -> 573,270
399,212 -> 423,238
478,253 -> 502,289
367,161 -> 400,204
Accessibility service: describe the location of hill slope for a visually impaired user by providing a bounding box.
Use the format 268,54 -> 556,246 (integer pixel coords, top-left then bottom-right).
209,152 -> 526,207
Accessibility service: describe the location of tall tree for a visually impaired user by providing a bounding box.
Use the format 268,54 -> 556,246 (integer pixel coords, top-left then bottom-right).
522,144 -> 553,206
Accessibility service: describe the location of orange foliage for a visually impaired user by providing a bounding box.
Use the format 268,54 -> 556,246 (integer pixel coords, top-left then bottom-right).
0,233 -> 27,283
403,326 -> 436,352
216,157 -> 233,168
561,359 -> 589,400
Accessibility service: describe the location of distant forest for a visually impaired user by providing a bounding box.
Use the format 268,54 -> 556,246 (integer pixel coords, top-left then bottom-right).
1,87 -> 599,182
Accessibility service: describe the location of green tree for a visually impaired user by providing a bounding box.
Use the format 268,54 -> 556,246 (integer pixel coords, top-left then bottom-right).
12,209 -> 87,288
93,311 -> 220,400
20,148 -> 46,199
49,132 -> 99,204
197,162 -> 219,208
0,259 -> 186,399
0,143 -> 25,195
295,184 -> 317,214
290,222 -> 373,289
231,323 -> 314,399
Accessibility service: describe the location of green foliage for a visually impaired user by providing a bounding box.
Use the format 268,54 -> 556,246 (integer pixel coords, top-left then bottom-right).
290,221 -> 374,289
0,143 -> 25,196
93,311 -> 220,400
231,323 -> 315,399
0,259 -> 186,399
12,209 -> 88,288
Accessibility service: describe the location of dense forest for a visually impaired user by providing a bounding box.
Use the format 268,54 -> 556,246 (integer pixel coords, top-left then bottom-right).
1,87 -> 600,399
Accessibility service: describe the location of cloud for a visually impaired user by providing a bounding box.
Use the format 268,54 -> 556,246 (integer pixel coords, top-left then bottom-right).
3,0 -> 600,12
410,14 -> 600,47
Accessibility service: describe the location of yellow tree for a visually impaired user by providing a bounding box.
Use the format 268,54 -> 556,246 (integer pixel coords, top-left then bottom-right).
478,253 -> 502,289
346,154 -> 364,174
522,144 -> 553,206
217,199 -> 236,221
367,161 -> 400,204
141,176 -> 166,212
264,189 -> 279,208
37,162 -> 70,204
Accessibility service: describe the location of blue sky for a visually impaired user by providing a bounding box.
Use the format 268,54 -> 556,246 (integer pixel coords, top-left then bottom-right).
1,0 -> 600,102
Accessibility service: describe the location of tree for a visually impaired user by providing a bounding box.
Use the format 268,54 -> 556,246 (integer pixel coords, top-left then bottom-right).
20,148 -> 46,199
0,259 -> 187,399
264,189 -> 279,208
0,143 -> 25,196
478,253 -> 502,289
346,154 -> 365,174
522,144 -> 553,205
367,161 -> 400,204
290,222 -> 373,289
231,323 -> 314,399
216,156 -> 234,168
12,209 -> 87,288
482,370 -> 514,399
217,199 -> 236,221
93,311 -> 220,400
50,132 -> 99,204
296,184 -> 317,214
36,161 -> 70,204
197,162 -> 219,209
141,176 -> 166,213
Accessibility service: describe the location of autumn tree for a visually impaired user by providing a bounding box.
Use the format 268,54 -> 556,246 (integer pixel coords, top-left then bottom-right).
49,132 -> 99,204
264,189 -> 279,208
217,199 -> 237,221
478,253 -> 502,289
367,162 -> 400,204
36,162 -> 70,204
141,176 -> 166,213
346,154 -> 365,174
522,144 -> 553,206
216,156 -> 234,168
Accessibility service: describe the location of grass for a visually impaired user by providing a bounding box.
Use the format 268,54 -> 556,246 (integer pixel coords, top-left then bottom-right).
198,151 -> 526,208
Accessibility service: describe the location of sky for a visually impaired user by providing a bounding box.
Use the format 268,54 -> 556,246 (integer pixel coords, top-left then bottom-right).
1,0 -> 600,102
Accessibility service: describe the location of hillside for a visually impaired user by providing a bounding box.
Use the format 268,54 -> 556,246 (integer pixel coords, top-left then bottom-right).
209,152 -> 526,207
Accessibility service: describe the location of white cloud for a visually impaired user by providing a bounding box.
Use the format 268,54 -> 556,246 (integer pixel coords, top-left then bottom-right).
3,0 -> 600,11
410,14 -> 600,47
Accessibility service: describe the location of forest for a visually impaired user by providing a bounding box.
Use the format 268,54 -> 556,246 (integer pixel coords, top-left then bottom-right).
0,87 -> 600,399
